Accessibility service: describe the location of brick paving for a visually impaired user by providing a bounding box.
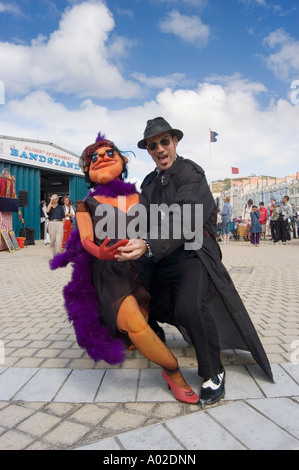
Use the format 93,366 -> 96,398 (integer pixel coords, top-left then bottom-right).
0,238 -> 298,450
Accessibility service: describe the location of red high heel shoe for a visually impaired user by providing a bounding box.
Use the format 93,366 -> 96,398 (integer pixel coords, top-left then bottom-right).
162,370 -> 200,404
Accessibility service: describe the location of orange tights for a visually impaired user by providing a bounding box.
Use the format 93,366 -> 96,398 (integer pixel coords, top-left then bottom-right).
116,295 -> 178,371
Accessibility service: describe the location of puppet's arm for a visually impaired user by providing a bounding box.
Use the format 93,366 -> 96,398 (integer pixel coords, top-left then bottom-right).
76,202 -> 128,260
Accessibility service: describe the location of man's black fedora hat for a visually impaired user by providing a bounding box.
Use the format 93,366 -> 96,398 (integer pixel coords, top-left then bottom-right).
137,117 -> 184,149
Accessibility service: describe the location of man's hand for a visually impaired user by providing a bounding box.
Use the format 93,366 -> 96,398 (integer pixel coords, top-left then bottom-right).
115,239 -> 147,261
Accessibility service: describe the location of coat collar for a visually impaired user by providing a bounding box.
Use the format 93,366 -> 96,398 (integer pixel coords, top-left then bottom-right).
153,155 -> 183,185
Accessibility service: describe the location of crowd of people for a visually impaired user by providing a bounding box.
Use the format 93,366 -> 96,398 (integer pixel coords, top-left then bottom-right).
40,195 -> 75,256
217,195 -> 298,246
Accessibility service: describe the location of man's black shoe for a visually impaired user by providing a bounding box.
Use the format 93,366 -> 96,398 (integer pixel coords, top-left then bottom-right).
200,367 -> 225,406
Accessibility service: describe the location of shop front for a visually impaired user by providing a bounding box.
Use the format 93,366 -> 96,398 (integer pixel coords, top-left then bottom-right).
0,135 -> 88,241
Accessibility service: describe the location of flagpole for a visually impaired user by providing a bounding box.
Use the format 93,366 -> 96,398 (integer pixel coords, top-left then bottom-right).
231,167 -> 240,210
209,129 -> 218,193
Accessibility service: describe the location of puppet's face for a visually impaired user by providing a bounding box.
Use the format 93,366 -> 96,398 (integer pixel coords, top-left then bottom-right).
89,146 -> 126,184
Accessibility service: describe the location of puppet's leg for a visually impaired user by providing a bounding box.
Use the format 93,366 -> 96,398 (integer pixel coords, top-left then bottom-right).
117,295 -> 199,403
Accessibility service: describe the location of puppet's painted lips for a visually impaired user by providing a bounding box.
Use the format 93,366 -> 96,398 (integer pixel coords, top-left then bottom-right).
94,161 -> 116,169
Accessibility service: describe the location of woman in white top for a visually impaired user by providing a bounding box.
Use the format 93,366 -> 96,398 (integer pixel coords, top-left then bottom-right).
61,196 -> 75,249
40,200 -> 49,244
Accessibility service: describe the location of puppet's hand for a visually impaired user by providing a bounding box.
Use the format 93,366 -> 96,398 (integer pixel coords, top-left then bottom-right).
81,237 -> 128,260
98,237 -> 129,260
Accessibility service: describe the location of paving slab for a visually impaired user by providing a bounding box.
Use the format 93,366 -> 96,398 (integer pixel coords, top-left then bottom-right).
137,369 -> 177,402
165,411 -> 245,450
117,423 -> 185,450
95,369 -> 139,403
281,362 -> 299,383
54,369 -> 105,403
0,368 -> 38,400
14,368 -> 71,402
207,401 -> 299,450
224,365 -> 264,400
76,437 -> 121,451
247,398 -> 299,440
1,239 -> 299,450
248,363 -> 299,397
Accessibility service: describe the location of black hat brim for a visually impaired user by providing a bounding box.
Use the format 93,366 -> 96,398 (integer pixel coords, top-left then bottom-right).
137,117 -> 184,149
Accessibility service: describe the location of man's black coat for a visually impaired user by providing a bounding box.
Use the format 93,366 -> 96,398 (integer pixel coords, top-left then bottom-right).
139,156 -> 273,382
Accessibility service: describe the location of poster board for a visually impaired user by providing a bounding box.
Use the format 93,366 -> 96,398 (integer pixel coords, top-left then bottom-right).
1,229 -> 15,252
8,230 -> 20,250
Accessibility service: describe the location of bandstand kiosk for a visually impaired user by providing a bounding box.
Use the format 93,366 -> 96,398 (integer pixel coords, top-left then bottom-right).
0,136 -> 88,242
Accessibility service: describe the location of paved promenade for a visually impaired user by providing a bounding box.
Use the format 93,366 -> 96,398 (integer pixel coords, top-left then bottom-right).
0,238 -> 298,450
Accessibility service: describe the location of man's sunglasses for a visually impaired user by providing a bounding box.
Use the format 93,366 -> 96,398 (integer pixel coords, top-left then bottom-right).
146,137 -> 172,151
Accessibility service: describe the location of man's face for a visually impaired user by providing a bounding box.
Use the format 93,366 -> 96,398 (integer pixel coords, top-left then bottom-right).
146,132 -> 178,171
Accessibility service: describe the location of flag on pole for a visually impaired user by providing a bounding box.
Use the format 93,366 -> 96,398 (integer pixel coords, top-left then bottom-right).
231,167 -> 239,174
210,130 -> 218,142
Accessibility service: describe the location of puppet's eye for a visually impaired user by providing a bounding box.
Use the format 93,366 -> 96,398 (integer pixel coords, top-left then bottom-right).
106,150 -> 114,158
91,153 -> 98,163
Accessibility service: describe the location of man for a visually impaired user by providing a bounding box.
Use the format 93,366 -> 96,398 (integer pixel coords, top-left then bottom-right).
290,203 -> 298,239
268,198 -> 276,241
46,194 -> 65,257
117,117 -> 273,405
277,195 -> 293,245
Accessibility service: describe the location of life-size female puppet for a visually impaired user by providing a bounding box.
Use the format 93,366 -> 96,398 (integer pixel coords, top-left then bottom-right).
50,133 -> 199,404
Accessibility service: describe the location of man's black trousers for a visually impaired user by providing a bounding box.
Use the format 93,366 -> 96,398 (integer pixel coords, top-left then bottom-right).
136,252 -> 222,380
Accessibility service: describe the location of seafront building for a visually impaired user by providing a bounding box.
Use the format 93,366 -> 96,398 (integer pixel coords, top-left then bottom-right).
213,173 -> 299,218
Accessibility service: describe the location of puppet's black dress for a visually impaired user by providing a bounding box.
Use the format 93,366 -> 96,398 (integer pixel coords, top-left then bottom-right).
84,196 -> 150,338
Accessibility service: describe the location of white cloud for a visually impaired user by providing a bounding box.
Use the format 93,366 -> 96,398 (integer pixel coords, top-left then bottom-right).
238,0 -> 275,9
0,1 -> 140,99
0,1 -> 22,15
159,10 -> 210,47
1,76 -> 298,182
132,72 -> 189,89
263,29 -> 299,81
150,0 -> 209,7
238,0 -> 287,15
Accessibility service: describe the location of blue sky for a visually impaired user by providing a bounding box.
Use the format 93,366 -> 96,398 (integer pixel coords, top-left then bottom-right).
0,0 -> 299,184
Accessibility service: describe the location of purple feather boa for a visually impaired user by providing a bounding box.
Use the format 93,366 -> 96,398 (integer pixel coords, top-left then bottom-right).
88,179 -> 138,198
49,180 -> 138,364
